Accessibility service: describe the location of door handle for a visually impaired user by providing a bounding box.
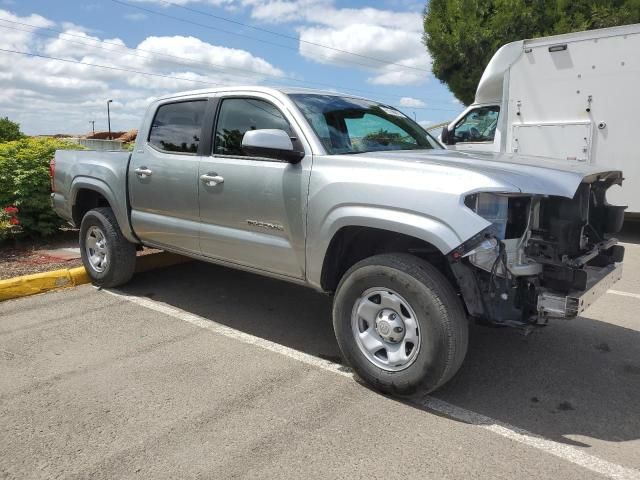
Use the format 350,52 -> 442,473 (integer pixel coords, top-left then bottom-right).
200,173 -> 224,186
134,167 -> 153,178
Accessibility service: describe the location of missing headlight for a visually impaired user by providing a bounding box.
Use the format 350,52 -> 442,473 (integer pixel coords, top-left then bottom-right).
466,193 -> 531,240
463,193 -> 541,277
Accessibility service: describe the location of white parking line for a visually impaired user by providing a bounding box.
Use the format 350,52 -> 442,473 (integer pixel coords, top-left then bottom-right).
608,289 -> 640,300
103,288 -> 640,480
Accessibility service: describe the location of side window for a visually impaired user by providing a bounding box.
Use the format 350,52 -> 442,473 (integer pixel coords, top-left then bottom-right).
149,100 -> 207,154
215,98 -> 292,156
452,106 -> 500,143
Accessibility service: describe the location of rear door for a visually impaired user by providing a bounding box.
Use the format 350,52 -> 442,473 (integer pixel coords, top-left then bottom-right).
197,93 -> 311,279
129,98 -> 212,254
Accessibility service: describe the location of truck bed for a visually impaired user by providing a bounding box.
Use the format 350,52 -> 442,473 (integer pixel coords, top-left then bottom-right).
51,149 -> 132,237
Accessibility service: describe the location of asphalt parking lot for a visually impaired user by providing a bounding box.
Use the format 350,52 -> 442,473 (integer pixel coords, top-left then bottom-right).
2,229 -> 640,479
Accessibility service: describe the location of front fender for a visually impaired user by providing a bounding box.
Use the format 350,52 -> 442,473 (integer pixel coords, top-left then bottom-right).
305,205 -> 464,290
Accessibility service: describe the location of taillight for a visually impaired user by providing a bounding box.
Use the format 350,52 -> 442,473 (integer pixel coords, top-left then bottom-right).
50,158 -> 55,192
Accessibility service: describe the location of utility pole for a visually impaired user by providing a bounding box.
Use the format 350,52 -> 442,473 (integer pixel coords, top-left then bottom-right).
413,111 -> 417,122
107,99 -> 113,140
89,120 -> 95,135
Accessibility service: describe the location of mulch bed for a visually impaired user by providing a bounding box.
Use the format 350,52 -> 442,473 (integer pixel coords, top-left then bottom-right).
0,229 -> 82,280
0,229 -> 159,280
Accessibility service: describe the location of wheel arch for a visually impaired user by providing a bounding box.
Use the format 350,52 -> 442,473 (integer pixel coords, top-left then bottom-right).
70,177 -> 137,243
310,207 -> 462,293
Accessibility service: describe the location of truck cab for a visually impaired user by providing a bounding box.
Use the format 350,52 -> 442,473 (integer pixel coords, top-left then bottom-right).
441,104 -> 501,153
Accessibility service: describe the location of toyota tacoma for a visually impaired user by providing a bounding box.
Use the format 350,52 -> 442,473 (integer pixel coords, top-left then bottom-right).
51,87 -> 625,394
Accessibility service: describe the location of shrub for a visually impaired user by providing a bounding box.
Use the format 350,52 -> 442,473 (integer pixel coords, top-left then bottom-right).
0,117 -> 23,142
0,137 -> 81,239
0,206 -> 20,241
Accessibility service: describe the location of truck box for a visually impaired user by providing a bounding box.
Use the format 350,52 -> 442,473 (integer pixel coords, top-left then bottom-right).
442,24 -> 640,213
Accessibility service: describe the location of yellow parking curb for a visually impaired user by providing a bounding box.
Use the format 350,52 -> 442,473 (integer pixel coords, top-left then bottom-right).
0,252 -> 191,302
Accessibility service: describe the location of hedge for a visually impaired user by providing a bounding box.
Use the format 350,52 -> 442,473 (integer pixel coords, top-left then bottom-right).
0,137 -> 81,239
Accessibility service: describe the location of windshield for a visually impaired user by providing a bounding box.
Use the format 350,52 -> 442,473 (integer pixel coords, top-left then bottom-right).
289,93 -> 442,155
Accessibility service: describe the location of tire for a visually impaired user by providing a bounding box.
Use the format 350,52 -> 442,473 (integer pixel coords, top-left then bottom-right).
332,253 -> 468,395
79,207 -> 137,288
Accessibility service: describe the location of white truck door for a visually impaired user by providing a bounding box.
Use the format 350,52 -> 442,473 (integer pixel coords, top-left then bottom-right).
445,105 -> 501,152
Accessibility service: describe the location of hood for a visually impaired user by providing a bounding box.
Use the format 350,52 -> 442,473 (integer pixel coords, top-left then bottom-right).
351,149 -> 623,199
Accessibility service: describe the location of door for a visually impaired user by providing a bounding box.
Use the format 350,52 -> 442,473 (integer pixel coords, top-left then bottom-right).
129,98 -> 210,254
448,105 -> 500,152
198,95 -> 311,279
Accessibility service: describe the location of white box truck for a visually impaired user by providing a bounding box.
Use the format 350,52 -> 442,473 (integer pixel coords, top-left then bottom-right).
440,23 -> 640,214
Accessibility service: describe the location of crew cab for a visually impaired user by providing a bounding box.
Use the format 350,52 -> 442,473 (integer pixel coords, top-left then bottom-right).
51,87 -> 625,395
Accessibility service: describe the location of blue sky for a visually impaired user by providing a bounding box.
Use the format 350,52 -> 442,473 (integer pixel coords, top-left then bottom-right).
0,0 -> 463,134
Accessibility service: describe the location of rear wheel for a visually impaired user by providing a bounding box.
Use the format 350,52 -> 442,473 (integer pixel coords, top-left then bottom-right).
79,207 -> 136,287
332,253 -> 468,395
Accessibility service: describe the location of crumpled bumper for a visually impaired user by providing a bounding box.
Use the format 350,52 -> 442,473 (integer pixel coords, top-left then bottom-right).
537,263 -> 623,319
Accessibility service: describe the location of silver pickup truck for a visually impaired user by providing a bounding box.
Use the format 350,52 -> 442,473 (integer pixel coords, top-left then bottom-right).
52,86 -> 625,395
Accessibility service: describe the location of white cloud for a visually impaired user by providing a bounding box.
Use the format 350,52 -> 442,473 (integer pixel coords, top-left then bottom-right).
399,97 -> 426,108
124,12 -> 148,21
0,10 -> 53,50
133,0 -> 237,6
60,21 -> 94,33
238,0 -> 431,86
252,2 -> 422,30
0,9 -> 286,134
131,0 -> 432,86
246,0 -> 314,22
299,23 -> 430,86
137,35 -> 283,78
153,0 -> 421,29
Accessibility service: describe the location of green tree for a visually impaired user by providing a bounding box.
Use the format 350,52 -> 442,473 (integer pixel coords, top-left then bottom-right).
0,116 -> 24,142
424,0 -> 640,105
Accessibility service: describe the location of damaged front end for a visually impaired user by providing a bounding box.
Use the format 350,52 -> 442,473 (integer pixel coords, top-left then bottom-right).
449,171 -> 625,328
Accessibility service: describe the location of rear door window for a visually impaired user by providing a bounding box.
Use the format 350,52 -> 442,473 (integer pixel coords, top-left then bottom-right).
149,100 -> 207,154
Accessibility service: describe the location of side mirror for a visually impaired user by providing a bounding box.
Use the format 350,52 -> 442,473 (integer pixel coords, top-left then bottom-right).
242,129 -> 305,163
441,125 -> 452,145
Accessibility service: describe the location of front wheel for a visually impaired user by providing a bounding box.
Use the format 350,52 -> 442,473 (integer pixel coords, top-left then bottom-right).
79,207 -> 137,288
332,253 -> 468,395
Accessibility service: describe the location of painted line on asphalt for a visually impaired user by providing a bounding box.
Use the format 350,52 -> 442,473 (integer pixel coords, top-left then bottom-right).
102,288 -> 350,378
103,288 -> 640,480
420,397 -> 640,480
608,289 -> 640,300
